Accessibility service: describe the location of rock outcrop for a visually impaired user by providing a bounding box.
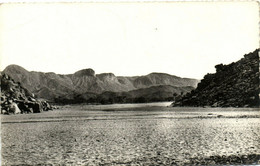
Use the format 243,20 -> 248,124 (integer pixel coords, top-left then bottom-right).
2,65 -> 199,102
173,49 -> 259,107
74,68 -> 95,77
1,73 -> 53,114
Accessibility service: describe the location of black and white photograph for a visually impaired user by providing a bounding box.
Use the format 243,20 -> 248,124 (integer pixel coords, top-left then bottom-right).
0,1 -> 259,165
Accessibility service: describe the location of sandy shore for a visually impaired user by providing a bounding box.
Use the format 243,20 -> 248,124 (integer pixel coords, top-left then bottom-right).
1,104 -> 260,165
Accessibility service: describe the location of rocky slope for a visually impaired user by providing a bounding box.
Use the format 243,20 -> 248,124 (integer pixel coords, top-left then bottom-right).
173,49 -> 259,107
0,73 -> 53,114
2,65 -> 199,102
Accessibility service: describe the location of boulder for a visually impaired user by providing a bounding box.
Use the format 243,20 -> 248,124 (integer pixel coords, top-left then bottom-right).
27,102 -> 43,113
9,103 -> 21,114
17,102 -> 31,114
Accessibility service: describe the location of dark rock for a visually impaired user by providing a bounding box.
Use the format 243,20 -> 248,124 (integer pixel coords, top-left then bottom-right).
173,49 -> 259,108
0,73 -> 53,114
31,102 -> 43,113
17,102 -> 31,114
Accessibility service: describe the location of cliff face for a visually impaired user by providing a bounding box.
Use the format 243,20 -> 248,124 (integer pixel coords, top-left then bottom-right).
0,74 -> 53,114
3,65 -> 199,102
173,49 -> 259,107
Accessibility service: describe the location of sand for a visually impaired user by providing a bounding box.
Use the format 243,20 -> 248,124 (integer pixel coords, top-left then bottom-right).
1,103 -> 260,165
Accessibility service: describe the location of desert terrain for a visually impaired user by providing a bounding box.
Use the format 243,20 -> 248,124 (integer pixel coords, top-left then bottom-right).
1,102 -> 260,165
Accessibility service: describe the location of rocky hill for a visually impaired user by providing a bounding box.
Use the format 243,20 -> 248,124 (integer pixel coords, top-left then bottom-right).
173,49 -> 259,107
0,73 -> 53,114
2,65 -> 199,103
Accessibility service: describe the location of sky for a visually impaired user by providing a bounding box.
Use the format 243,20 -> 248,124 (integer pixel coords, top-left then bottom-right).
0,2 -> 259,79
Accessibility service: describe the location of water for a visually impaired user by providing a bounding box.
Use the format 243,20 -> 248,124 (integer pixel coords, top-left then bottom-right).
1,103 -> 260,165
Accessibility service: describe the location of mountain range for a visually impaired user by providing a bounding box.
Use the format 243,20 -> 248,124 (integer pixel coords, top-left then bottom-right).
2,65 -> 199,103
